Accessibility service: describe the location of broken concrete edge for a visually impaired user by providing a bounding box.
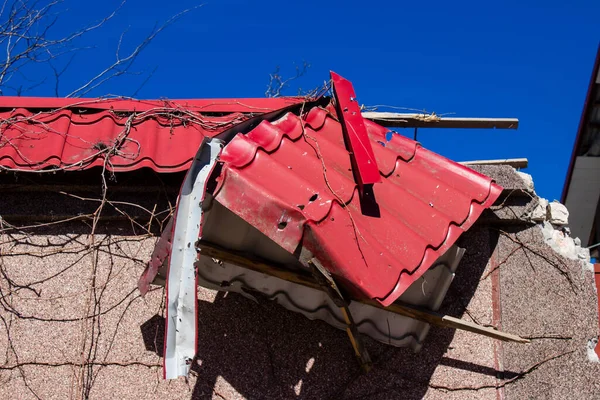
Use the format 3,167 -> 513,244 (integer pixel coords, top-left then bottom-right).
469,165 -> 590,265
540,222 -> 591,266
511,172 -> 588,264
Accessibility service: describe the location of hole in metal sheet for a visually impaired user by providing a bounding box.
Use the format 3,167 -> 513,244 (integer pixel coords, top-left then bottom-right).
278,221 -> 287,230
297,204 -> 305,210
309,193 -> 318,202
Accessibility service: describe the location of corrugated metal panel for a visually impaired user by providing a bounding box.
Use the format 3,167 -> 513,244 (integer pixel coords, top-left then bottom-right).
214,106 -> 502,306
0,97 -> 305,172
196,201 -> 464,350
142,193 -> 467,379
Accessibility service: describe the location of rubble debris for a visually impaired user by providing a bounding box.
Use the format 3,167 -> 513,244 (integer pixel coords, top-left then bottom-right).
530,198 -> 549,222
486,167 -> 589,265
547,201 -> 570,226
588,339 -> 600,363
516,171 -> 535,193
540,221 -> 591,263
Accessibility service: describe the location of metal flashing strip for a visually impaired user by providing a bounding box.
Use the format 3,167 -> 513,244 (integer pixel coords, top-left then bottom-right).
164,138 -> 223,379
331,71 -> 381,187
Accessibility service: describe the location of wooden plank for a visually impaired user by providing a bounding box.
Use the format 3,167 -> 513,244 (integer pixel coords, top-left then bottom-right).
362,112 -> 519,129
198,242 -> 530,344
307,257 -> 372,371
459,158 -> 528,169
364,300 -> 529,344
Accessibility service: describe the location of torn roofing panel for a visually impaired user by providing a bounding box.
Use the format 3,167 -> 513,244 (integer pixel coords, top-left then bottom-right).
0,97 -> 305,172
214,106 -> 502,306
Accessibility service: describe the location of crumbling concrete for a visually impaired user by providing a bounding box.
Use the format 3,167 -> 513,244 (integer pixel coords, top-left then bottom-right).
530,197 -> 548,222
541,222 -> 591,263
548,201 -> 570,226
471,165 -> 591,266
515,171 -> 535,193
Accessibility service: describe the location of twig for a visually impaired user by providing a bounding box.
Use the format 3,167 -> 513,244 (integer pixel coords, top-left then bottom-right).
265,60 -> 310,98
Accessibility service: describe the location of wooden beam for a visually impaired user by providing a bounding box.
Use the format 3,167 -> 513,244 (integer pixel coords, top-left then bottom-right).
362,112 -> 519,130
198,242 -> 530,344
361,300 -> 529,344
459,158 -> 528,169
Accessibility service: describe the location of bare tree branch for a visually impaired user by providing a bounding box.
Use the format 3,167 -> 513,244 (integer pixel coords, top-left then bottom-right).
0,0 -> 122,95
65,5 -> 203,98
265,60 -> 310,98
0,1 -> 202,97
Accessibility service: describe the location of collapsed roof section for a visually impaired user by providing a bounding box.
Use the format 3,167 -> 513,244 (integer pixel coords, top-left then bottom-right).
0,79 -> 502,304
0,82 -> 502,307
0,72 -> 503,379
212,105 -> 501,304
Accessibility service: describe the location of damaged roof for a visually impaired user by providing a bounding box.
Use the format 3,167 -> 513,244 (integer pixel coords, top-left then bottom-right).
0,77 -> 501,307
214,105 -> 501,305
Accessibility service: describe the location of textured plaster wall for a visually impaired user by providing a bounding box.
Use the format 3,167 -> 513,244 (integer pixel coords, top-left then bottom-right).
1,165 -> 600,399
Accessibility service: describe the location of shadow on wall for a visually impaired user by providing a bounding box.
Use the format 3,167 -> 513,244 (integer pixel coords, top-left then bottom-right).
141,227 -> 509,400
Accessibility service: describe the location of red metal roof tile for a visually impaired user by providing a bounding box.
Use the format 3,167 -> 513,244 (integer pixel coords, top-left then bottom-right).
214,107 -> 502,306
0,97 -> 305,172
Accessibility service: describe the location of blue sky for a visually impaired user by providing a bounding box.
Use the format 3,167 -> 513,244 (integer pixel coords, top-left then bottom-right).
10,0 -> 600,200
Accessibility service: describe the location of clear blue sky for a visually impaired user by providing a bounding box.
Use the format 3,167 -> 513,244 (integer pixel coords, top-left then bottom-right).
17,0 -> 600,201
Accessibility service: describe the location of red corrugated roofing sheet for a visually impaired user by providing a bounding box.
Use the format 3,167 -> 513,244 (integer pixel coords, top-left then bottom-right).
0,97 -> 304,172
215,105 -> 502,306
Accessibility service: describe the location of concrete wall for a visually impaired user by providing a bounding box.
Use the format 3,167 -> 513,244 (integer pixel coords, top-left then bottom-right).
1,166 -> 599,399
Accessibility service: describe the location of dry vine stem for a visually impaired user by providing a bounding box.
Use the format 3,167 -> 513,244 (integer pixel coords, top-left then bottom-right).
298,89 -> 372,269
0,104 -> 186,398
0,92 -> 273,397
1,196 -> 165,397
